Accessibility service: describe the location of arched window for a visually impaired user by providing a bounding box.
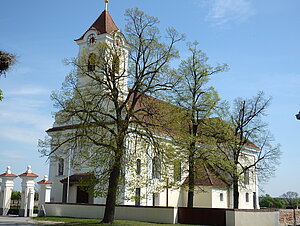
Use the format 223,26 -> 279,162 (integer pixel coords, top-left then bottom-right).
244,169 -> 250,185
220,193 -> 224,202
58,158 -> 64,176
152,157 -> 161,179
112,54 -> 120,74
246,193 -> 249,202
174,161 -> 181,182
88,53 -> 97,72
136,159 -> 141,175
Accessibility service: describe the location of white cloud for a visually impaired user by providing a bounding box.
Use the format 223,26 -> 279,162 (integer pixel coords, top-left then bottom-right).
0,150 -> 27,160
0,126 -> 41,144
194,0 -> 255,27
7,86 -> 49,96
0,88 -> 53,145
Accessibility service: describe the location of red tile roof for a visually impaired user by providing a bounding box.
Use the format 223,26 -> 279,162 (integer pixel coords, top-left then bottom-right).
46,92 -> 260,151
183,164 -> 229,188
0,173 -> 17,177
37,179 -> 52,184
60,173 -> 95,184
76,10 -> 119,41
18,172 -> 38,177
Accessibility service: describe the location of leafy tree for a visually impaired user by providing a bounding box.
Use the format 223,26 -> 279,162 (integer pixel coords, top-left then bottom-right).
166,41 -> 228,207
281,191 -> 300,207
260,194 -> 286,208
0,50 -> 16,100
11,191 -> 21,200
40,8 -> 183,224
209,92 -> 281,208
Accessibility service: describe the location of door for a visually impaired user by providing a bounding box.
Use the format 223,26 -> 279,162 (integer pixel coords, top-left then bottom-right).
76,186 -> 89,203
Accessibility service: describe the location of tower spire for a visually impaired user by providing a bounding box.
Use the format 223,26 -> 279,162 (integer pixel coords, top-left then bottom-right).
104,0 -> 109,11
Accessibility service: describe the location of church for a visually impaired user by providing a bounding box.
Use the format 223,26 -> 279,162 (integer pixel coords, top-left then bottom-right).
46,0 -> 260,210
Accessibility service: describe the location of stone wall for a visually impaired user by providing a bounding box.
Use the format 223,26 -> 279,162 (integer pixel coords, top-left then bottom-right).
279,209 -> 300,226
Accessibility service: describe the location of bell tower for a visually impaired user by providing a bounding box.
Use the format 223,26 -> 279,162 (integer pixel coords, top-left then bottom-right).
75,0 -> 128,99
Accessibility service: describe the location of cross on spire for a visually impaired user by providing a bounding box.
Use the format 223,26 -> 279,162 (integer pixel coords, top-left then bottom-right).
104,0 -> 109,11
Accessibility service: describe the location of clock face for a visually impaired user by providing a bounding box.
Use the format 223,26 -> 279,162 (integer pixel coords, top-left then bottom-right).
87,34 -> 96,46
114,35 -> 123,48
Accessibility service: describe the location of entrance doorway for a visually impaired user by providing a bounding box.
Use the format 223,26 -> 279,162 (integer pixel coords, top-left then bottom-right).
76,186 -> 89,204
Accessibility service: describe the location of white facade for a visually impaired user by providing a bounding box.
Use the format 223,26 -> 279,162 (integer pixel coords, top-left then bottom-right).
47,7 -> 260,210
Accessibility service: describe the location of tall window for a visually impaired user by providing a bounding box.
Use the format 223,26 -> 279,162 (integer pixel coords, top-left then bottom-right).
152,157 -> 161,179
244,169 -> 250,185
246,193 -> 249,202
112,54 -> 120,74
135,188 -> 141,206
220,193 -> 224,202
174,161 -> 181,182
88,53 -> 97,72
153,193 -> 160,206
136,159 -> 141,175
58,158 -> 64,176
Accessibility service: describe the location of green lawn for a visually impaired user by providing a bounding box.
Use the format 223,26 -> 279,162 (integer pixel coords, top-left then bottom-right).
33,217 -> 198,225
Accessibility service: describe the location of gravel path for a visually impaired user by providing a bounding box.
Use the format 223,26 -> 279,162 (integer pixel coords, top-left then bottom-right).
0,216 -> 63,225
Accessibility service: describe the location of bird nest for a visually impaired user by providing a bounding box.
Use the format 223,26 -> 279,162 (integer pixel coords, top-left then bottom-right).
0,50 -> 16,76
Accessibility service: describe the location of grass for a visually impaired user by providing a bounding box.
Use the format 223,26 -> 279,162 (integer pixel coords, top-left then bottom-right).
33,217 -> 198,225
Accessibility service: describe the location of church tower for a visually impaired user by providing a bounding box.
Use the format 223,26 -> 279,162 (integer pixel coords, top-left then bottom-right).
75,0 -> 128,99
47,1 -> 129,203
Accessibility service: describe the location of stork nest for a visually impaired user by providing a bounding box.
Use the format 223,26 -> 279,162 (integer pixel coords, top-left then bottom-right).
0,50 -> 16,76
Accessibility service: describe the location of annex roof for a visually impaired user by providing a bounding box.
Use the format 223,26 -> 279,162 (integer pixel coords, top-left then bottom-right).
0,173 -> 17,178
183,164 -> 229,188
37,179 -> 52,184
60,173 -> 95,184
18,172 -> 38,177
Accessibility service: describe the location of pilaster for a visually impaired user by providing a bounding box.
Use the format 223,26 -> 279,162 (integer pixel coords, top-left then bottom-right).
37,175 -> 52,216
0,166 -> 17,215
18,165 -> 38,217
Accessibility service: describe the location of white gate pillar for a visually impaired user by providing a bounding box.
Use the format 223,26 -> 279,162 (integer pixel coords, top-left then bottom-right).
19,165 -> 38,217
37,175 -> 52,216
0,166 -> 17,215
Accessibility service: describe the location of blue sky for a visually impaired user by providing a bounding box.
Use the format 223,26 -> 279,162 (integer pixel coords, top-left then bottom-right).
0,0 -> 299,196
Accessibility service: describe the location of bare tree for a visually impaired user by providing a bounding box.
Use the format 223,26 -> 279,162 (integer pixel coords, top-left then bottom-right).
40,8 -> 183,224
281,191 -> 299,207
208,91 -> 281,208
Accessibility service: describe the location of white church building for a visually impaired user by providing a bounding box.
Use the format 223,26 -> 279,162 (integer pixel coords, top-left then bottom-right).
46,1 -> 260,210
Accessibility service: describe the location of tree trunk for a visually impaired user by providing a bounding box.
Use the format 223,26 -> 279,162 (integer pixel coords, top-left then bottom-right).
233,176 -> 239,209
187,150 -> 195,208
101,150 -> 123,224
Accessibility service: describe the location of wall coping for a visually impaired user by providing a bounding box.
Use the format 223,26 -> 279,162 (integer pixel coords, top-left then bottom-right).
45,202 -> 177,209
45,203 -> 278,212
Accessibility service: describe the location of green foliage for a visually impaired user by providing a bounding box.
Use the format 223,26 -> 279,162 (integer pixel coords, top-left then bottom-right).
164,41 -> 228,207
39,8 -> 184,223
11,191 -> 21,200
207,92 -> 281,208
281,191 -> 300,207
260,194 -> 286,208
